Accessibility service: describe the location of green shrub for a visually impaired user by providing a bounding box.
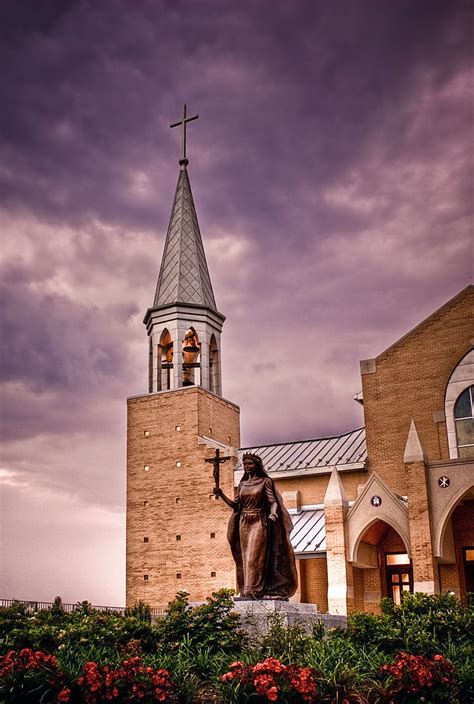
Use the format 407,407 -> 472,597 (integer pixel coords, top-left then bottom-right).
384,592 -> 473,654
155,589 -> 243,656
1,592 -> 472,702
346,592 -> 473,656
444,641 -> 474,704
345,611 -> 401,654
124,600 -> 152,623
257,613 -> 310,665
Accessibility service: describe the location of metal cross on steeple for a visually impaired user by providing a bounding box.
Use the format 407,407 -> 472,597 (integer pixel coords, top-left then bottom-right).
170,104 -> 199,166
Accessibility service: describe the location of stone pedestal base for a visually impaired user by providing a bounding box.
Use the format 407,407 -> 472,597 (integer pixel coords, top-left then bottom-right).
232,599 -> 319,638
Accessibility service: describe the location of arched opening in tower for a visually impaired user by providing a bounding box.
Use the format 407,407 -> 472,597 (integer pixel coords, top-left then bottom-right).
209,334 -> 219,394
159,329 -> 173,391
182,328 -> 200,386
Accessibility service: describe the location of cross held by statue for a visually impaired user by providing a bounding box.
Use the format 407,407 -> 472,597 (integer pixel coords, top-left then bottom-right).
205,448 -> 231,496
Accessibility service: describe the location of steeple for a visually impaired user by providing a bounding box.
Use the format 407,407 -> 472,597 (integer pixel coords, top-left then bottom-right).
153,167 -> 217,310
144,106 -> 225,396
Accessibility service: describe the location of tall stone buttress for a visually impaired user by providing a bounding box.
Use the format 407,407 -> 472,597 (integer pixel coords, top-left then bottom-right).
126,114 -> 240,609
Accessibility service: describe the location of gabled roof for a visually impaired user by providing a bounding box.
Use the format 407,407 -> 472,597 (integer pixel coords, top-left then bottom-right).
376,285 -> 473,362
153,167 -> 217,310
238,427 -> 366,475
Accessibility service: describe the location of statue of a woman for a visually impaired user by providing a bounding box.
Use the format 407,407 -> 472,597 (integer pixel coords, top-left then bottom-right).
214,453 -> 297,599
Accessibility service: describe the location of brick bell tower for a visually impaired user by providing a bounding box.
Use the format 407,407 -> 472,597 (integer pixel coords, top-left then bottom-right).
126,106 -> 240,609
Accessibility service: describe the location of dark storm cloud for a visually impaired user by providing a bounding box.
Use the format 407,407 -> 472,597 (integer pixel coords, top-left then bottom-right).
1,0 -> 470,444
1,1 -> 469,236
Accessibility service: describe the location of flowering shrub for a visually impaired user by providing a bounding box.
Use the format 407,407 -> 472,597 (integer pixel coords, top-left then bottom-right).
221,657 -> 319,703
0,647 -> 70,703
76,657 -> 174,702
0,650 -> 175,703
381,651 -> 456,703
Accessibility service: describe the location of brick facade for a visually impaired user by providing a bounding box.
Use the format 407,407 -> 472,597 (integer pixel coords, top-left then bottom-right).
126,287 -> 473,613
281,287 -> 473,612
126,386 -> 240,609
361,287 -> 473,492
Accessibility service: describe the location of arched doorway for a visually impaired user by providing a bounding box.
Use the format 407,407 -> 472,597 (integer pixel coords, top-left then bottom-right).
353,519 -> 412,610
437,487 -> 474,599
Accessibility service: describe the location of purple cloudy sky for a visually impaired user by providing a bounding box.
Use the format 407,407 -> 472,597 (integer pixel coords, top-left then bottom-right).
0,0 -> 472,606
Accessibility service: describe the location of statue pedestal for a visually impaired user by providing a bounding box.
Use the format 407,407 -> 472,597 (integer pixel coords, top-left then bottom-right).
232,599 -> 320,638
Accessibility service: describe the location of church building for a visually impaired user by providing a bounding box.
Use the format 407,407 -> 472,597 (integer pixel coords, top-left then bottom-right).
126,110 -> 474,614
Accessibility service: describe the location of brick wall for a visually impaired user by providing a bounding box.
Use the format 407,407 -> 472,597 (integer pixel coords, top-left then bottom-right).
274,471 -> 368,505
126,387 -> 240,609
299,558 -> 328,612
362,287 -> 473,494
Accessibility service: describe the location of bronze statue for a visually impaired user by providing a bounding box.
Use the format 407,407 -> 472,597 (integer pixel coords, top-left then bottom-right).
214,453 -> 298,599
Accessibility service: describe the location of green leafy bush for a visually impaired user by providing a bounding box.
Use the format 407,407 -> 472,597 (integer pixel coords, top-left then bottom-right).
1,593 -> 472,702
155,589 -> 243,656
346,592 -> 473,656
256,613 -> 310,665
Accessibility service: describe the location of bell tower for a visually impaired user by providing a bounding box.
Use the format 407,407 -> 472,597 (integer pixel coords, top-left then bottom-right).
126,106 -> 240,609
144,105 -> 224,396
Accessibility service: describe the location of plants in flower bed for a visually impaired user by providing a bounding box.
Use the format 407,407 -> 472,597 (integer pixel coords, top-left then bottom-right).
346,592 -> 474,656
0,648 -> 71,703
76,657 -> 174,703
220,657 -> 319,703
0,650 -> 175,703
380,651 -> 457,703
154,589 -> 243,656
0,599 -> 157,660
1,592 -> 473,703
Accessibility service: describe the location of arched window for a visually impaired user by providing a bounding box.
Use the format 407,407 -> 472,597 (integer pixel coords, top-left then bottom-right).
159,329 -> 173,391
454,385 -> 474,458
445,350 -> 474,459
209,334 -> 219,394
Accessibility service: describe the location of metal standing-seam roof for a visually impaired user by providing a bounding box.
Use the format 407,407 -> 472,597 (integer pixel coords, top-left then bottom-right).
290,508 -> 326,554
237,427 -> 366,475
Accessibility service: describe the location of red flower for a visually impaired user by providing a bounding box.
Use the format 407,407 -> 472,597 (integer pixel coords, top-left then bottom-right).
266,685 -> 279,701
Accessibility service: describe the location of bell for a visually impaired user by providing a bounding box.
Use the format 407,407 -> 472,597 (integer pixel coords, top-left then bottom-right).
183,343 -> 200,353
182,379 -> 194,386
183,329 -> 199,354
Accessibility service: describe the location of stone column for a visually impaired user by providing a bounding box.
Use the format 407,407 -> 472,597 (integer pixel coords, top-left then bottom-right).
200,338 -> 210,390
324,468 -> 354,615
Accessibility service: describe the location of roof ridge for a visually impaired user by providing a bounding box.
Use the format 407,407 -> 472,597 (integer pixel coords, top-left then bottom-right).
240,426 -> 365,451
375,285 -> 473,362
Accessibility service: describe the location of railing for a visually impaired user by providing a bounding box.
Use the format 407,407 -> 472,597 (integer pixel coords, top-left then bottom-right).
0,598 -> 164,616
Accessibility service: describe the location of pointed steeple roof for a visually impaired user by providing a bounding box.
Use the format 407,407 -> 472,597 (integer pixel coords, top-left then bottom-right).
153,166 -> 217,311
